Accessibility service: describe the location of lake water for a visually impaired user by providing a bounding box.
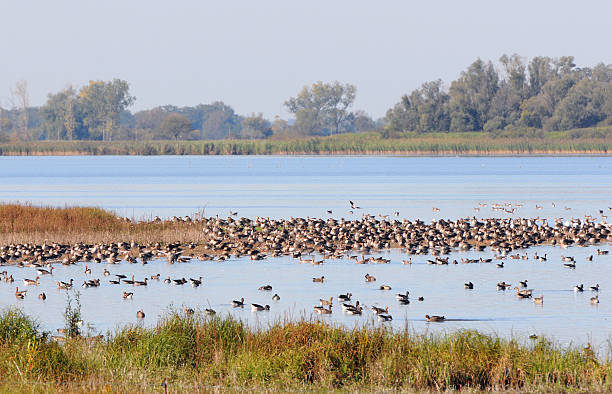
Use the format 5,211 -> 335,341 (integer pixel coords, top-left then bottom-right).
0,156 -> 611,352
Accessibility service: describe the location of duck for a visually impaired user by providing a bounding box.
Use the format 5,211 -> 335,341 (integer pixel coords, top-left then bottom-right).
136,309 -> 145,319
38,292 -> 46,300
464,282 -> 474,289
312,276 -> 325,283
377,314 -> 392,322
590,284 -> 600,292
23,276 -> 40,286
122,291 -> 133,300
533,295 -> 544,304
232,297 -> 245,307
590,295 -> 599,305
379,285 -> 392,290
364,273 -> 376,282
251,303 -> 270,312
272,293 -> 280,301
425,315 -> 445,322
574,284 -> 584,292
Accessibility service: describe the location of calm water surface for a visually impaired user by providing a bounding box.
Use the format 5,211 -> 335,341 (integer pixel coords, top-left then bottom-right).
0,156 -> 611,351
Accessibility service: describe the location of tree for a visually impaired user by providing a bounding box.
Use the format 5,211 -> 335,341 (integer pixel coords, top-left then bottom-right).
200,102 -> 242,139
448,59 -> 498,131
40,86 -> 80,140
240,113 -> 272,139
10,80 -> 30,140
157,113 -> 193,140
78,79 -> 135,141
285,81 -> 356,136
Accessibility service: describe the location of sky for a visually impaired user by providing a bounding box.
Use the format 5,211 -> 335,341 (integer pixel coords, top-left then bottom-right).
1,1 -> 611,119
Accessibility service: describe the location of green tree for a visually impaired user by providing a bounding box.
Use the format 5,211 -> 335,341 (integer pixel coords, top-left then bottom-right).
157,113 -> 193,140
40,86 -> 80,140
240,113 -> 272,139
285,81 -> 356,136
78,79 -> 135,141
448,59 -> 499,131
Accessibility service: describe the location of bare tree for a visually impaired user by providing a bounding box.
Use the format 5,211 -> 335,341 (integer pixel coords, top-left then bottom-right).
11,80 -> 30,140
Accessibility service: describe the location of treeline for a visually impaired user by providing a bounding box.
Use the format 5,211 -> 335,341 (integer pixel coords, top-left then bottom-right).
1,54 -> 611,142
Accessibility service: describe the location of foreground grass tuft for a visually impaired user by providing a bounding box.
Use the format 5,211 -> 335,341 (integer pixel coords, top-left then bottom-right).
0,308 -> 610,391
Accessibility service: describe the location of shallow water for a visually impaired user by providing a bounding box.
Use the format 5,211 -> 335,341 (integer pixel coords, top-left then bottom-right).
0,156 -> 611,350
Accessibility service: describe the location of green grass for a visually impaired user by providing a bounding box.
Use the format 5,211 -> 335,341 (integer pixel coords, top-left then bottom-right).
1,127 -> 612,156
0,308 -> 610,392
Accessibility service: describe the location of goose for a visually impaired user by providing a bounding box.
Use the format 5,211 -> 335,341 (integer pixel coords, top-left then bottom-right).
314,305 -> 332,314
425,315 -> 445,322
345,305 -> 363,315
597,249 -> 609,255
377,314 -> 392,322
115,274 -> 127,280
103,269 -> 110,276
574,284 -> 584,292
122,291 -> 133,300
514,287 -> 533,297
164,276 -> 171,284
533,295 -> 544,304
232,297 -> 245,307
371,306 -> 388,315
519,280 -> 528,288
151,274 -> 160,280
172,277 -> 186,285
123,275 -> 136,285
189,277 -> 203,287
564,261 -> 576,269
23,276 -> 40,286
251,303 -> 270,312
402,258 -> 412,265
258,284 -> 273,291
57,279 -> 74,289
38,292 -> 46,300
319,297 -> 333,306
134,278 -> 148,286
379,285 -> 392,290
37,267 -> 54,275
338,293 -> 352,302
590,284 -> 600,292
109,278 -> 120,285
272,293 -> 280,301
497,282 -> 511,290
496,262 -> 504,268
396,291 -> 410,300
464,282 -> 474,289
364,273 -> 376,282
417,297 -> 424,301
15,287 -> 27,299
136,310 -> 145,319
349,200 -> 360,209
590,295 -> 600,305
586,255 -> 593,261
205,308 -> 216,315
342,300 -> 360,312
84,266 -> 91,275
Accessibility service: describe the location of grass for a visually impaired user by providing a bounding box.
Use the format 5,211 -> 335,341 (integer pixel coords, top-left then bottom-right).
0,308 -> 609,392
0,127 -> 611,156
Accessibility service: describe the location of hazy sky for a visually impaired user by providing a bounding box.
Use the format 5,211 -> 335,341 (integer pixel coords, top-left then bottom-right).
1,1 -> 611,119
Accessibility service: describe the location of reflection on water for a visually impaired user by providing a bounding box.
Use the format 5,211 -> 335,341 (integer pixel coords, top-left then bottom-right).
0,156 -> 611,351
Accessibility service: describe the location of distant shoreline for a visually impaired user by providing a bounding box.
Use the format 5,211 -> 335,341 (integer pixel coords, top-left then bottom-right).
0,131 -> 610,156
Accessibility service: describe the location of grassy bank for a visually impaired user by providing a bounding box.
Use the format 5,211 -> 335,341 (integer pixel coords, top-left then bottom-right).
1,128 -> 611,156
0,308 -> 609,392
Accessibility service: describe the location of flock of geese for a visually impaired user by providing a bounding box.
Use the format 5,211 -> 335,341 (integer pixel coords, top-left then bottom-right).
0,202 -> 611,328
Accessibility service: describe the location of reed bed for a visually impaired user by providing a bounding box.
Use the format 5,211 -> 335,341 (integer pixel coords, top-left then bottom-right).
0,204 -> 207,245
0,308 -> 609,392
0,128 -> 611,156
